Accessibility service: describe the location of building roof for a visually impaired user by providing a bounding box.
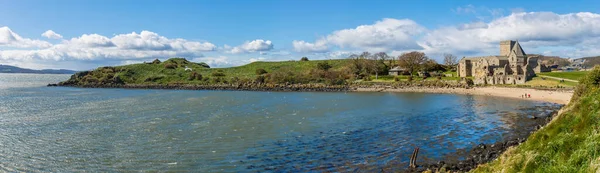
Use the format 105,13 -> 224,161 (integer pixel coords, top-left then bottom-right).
389,66 -> 406,72
511,41 -> 526,56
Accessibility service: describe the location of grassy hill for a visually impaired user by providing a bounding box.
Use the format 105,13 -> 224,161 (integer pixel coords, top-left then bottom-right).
530,54 -> 571,67
473,66 -> 600,172
59,58 -> 353,86
581,56 -> 600,68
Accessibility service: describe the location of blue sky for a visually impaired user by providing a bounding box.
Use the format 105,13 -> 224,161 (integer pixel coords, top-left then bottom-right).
1,0 -> 600,70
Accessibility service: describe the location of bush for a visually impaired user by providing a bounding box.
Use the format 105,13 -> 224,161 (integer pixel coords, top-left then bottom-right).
317,62 -> 332,71
211,70 -> 225,77
144,76 -> 164,82
188,72 -> 203,81
363,75 -> 372,81
152,59 -> 161,64
572,65 -> 600,102
255,75 -> 266,83
255,68 -> 268,75
300,57 -> 309,61
230,77 -> 240,83
164,63 -> 177,69
212,77 -> 221,83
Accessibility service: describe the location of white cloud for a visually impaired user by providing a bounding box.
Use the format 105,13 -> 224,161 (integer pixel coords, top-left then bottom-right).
0,29 -> 217,69
0,26 -> 52,48
454,4 -> 477,14
41,30 -> 63,39
192,56 -> 231,67
292,40 -> 328,53
293,18 -> 425,53
68,34 -> 115,47
419,12 -> 600,57
228,39 -> 274,54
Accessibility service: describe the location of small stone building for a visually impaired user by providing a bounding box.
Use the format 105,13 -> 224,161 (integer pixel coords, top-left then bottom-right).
458,40 -> 550,85
388,66 -> 408,76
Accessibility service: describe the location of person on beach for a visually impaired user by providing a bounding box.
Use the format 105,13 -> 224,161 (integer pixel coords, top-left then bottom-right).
528,94 -> 531,98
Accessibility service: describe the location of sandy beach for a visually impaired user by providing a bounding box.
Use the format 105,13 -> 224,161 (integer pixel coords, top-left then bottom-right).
353,86 -> 573,104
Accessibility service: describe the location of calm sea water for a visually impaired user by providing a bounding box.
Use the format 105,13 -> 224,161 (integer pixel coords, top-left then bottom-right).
0,73 -> 560,172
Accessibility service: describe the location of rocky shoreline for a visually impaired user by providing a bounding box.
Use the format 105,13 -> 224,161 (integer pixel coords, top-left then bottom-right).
403,110 -> 558,173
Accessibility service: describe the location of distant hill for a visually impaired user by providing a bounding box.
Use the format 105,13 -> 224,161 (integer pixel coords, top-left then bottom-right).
528,54 -> 570,67
578,56 -> 600,68
0,64 -> 76,74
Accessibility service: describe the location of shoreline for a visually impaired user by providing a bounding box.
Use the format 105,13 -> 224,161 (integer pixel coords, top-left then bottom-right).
51,83 -> 573,104
353,86 -> 573,104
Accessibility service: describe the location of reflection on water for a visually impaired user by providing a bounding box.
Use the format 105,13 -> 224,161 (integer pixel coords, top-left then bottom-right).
0,74 -> 561,172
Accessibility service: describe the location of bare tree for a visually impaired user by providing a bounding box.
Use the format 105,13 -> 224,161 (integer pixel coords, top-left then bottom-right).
398,51 -> 429,76
443,53 -> 458,66
371,52 -> 389,79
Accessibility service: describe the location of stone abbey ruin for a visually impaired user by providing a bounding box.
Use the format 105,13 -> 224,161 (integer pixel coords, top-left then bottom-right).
458,40 -> 550,85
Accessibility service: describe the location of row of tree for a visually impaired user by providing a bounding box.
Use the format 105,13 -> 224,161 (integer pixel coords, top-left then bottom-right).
345,51 -> 458,79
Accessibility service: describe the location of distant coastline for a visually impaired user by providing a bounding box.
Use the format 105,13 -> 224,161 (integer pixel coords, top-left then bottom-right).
0,64 -> 76,74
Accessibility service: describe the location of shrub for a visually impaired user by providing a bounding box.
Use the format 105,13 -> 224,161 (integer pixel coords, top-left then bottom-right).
363,75 -> 372,81
255,75 -> 266,83
164,63 -> 177,69
152,59 -> 161,64
255,68 -> 268,75
144,76 -> 164,82
189,72 -> 199,80
212,77 -> 221,83
317,62 -> 332,71
230,77 -> 240,83
211,71 -> 225,77
572,65 -> 600,102
195,73 -> 203,80
112,75 -> 124,84
300,57 -> 309,61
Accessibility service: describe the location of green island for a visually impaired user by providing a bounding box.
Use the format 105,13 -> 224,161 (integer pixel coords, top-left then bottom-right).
56,54 -> 474,90
55,56 -> 585,90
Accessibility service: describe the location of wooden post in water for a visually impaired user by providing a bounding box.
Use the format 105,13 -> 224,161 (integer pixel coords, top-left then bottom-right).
409,147 -> 420,168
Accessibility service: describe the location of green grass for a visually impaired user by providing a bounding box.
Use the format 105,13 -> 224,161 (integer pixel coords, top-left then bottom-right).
198,59 -> 351,80
77,58 -> 352,85
539,71 -> 589,81
522,76 -> 578,88
472,66 -> 600,173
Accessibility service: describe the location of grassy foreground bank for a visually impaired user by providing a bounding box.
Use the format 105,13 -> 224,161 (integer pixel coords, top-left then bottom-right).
471,66 -> 600,172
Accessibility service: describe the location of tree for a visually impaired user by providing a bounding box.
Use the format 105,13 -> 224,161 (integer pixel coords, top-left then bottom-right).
423,59 -> 444,72
398,51 -> 429,76
371,52 -> 390,79
348,53 -> 368,79
443,53 -> 458,66
300,57 -> 309,61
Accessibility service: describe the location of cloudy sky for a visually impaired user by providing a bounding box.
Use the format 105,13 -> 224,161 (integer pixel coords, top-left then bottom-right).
1,0 -> 600,70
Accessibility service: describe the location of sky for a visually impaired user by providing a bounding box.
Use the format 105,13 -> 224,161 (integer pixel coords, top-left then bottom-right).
1,0 -> 600,70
